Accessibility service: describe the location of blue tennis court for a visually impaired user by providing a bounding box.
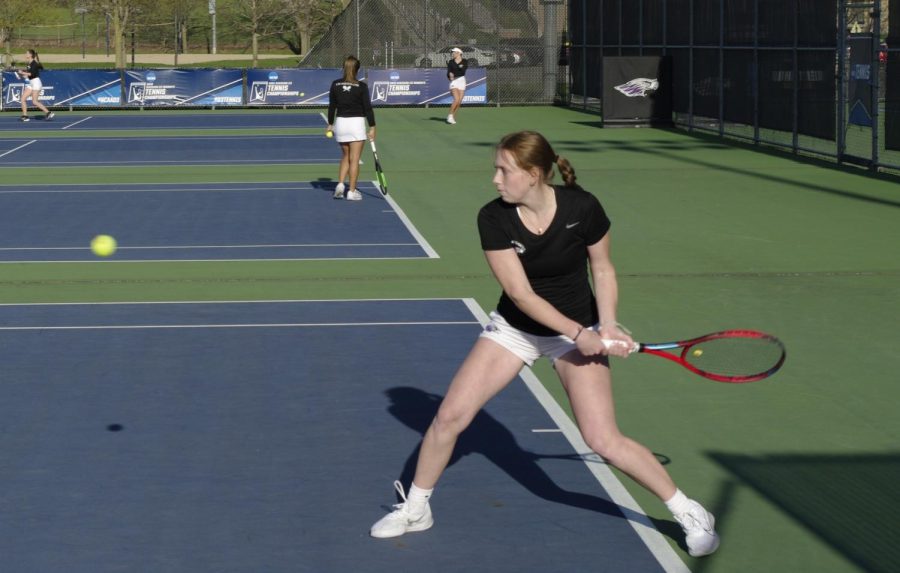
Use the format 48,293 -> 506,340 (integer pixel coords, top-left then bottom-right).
0,181 -> 435,261
0,112 -> 325,131
0,134 -> 340,167
0,299 -> 684,573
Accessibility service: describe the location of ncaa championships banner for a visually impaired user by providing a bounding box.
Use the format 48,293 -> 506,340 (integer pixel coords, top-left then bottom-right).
3,70 -> 121,109
367,68 -> 487,105
246,69 -> 336,106
124,69 -> 242,106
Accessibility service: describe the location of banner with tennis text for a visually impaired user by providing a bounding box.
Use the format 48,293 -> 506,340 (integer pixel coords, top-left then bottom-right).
367,68 -> 487,105
2,70 -> 121,109
123,69 -> 243,106
245,69 -> 336,106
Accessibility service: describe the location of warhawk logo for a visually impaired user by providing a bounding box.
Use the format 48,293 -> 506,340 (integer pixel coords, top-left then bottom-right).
511,240 -> 526,255
614,78 -> 659,97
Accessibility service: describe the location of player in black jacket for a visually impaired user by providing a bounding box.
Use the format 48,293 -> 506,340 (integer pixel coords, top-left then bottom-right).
369,131 -> 720,559
326,55 -> 376,201
16,49 -> 54,122
445,47 -> 467,124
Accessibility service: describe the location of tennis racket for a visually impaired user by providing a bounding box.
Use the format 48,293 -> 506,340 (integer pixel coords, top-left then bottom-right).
369,139 -> 388,195
603,329 -> 786,383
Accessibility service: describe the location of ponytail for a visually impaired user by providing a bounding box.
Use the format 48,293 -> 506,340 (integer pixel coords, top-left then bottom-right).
556,155 -> 577,187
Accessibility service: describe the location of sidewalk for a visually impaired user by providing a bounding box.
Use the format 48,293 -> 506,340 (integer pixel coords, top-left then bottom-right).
38,53 -> 298,65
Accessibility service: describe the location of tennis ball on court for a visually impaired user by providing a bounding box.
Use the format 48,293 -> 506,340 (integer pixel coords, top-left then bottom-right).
91,234 -> 117,257
326,130 -> 334,138
692,348 -> 703,357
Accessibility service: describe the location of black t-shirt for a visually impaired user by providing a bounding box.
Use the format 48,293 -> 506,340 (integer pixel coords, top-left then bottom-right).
26,60 -> 43,79
447,58 -> 468,80
327,79 -> 376,126
477,185 -> 611,336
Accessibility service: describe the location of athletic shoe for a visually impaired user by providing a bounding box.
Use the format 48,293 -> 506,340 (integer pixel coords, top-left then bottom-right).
674,500 -> 720,557
333,182 -> 345,199
446,114 -> 456,124
20,116 -> 29,122
346,189 -> 363,201
45,112 -> 55,120
370,481 -> 433,538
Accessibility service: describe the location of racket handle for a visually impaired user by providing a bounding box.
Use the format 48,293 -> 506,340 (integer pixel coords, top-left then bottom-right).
601,339 -> 639,353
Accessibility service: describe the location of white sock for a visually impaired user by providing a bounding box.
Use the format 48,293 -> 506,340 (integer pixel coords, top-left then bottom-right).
664,489 -> 692,515
406,483 -> 433,515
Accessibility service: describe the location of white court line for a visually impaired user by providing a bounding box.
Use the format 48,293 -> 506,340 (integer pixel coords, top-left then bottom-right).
0,320 -> 479,331
62,116 -> 94,130
381,181 -> 439,259
0,243 -> 418,251
0,140 -> 37,159
0,185 -> 316,194
462,298 -> 691,573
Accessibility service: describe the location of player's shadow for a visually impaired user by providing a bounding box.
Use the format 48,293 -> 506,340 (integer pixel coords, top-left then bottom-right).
385,385 -> 682,540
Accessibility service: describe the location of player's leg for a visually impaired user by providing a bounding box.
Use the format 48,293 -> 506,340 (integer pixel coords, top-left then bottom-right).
345,140 -> 365,200
33,88 -> 50,116
334,142 -> 350,198
370,337 -> 526,538
555,352 -> 720,556
20,87 -> 30,120
447,89 -> 462,124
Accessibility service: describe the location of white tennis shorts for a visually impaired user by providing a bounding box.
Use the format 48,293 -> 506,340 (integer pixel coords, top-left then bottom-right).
333,116 -> 367,143
449,77 -> 466,92
479,311 -> 593,367
27,78 -> 43,92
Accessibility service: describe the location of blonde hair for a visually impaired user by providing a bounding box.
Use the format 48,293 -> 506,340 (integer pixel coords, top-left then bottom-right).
497,130 -> 577,187
341,55 -> 360,83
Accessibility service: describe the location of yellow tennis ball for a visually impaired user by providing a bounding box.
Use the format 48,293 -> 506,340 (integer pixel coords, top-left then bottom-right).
91,234 -> 117,257
692,348 -> 703,357
326,130 -> 333,138
300,92 -> 305,97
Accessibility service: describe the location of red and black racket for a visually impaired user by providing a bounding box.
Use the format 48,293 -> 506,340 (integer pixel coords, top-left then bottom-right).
604,330 -> 786,383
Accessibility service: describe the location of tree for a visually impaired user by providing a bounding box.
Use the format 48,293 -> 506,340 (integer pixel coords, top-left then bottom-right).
226,0 -> 284,67
83,0 -> 155,68
0,0 -> 43,67
274,0 -> 343,56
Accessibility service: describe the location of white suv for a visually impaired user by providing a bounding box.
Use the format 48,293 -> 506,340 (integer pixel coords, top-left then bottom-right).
415,46 -> 495,68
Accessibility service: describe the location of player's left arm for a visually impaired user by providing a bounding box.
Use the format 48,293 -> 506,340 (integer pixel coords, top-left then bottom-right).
587,234 -> 634,355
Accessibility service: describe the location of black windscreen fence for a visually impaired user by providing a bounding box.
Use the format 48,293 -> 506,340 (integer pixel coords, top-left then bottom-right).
723,51 -> 755,126
566,1 -> 899,164
887,0 -> 900,150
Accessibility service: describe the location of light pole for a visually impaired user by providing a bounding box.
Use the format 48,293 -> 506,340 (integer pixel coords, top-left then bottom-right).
75,6 -> 88,59
209,0 -> 217,55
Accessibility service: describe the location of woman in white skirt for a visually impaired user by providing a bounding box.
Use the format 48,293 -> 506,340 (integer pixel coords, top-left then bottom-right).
326,55 -> 376,201
17,49 -> 54,122
446,47 -> 468,124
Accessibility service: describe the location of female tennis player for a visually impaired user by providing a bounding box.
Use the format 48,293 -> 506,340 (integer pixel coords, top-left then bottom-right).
446,47 -> 467,125
370,131 -> 720,558
326,55 -> 376,201
17,49 -> 54,122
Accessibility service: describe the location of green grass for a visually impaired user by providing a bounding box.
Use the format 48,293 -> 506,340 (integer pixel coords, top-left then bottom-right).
1,106 -> 898,572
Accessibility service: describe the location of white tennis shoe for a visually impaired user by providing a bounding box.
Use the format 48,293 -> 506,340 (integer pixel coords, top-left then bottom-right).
674,500 -> 720,556
370,481 -> 433,538
346,189 -> 362,201
333,183 -> 345,199
446,114 -> 456,124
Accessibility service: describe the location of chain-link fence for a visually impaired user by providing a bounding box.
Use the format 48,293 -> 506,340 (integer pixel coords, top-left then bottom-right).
567,0 -> 900,173
301,0 -> 569,105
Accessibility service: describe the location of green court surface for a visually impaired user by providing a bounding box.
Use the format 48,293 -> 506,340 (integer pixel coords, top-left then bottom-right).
2,106 -> 898,572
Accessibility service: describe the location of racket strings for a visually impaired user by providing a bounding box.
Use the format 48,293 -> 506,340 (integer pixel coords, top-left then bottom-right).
685,337 -> 785,378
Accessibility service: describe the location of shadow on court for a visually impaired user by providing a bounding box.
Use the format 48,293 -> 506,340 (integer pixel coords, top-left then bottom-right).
383,385 -> 683,541
710,452 -> 900,573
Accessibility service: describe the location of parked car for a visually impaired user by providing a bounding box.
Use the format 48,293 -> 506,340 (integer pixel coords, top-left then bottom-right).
415,46 -> 495,68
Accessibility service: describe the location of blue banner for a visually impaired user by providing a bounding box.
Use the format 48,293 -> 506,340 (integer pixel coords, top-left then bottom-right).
123,69 -> 242,106
4,70 -> 121,108
367,68 -> 487,105
246,69 -> 336,106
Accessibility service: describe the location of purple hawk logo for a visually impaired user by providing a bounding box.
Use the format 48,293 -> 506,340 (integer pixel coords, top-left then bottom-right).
614,78 -> 659,97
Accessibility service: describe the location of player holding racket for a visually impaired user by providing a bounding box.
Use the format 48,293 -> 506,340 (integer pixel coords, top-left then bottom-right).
446,47 -> 467,125
17,49 -> 54,122
326,55 -> 376,201
370,131 -> 720,557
